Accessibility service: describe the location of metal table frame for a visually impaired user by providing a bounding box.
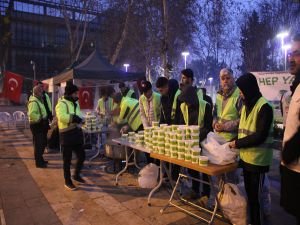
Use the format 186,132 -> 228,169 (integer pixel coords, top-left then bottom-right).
112,138 -> 149,185
83,127 -> 109,162
150,152 -> 238,224
112,139 -> 238,224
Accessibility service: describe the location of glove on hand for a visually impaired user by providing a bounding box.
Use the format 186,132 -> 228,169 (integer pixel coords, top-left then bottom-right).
72,115 -> 83,124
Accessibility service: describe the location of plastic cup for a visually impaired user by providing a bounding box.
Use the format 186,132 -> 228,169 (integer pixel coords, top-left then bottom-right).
121,133 -> 128,140
199,156 -> 209,166
191,147 -> 201,157
192,156 -> 198,164
152,121 -> 159,127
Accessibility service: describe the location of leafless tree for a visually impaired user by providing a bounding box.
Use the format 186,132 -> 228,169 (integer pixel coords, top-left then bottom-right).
60,0 -> 98,64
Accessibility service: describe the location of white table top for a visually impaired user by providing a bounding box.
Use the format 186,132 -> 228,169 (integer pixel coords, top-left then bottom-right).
112,138 -> 150,153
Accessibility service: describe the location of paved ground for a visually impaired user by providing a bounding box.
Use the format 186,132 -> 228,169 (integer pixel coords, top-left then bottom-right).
0,110 -> 297,225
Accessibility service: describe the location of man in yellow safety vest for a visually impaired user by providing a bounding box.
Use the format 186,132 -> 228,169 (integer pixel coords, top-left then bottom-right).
27,85 -> 50,168
55,82 -> 86,191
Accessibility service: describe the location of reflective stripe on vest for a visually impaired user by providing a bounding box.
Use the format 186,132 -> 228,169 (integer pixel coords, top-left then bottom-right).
98,97 -> 113,114
140,91 -> 161,122
56,98 -> 80,133
126,89 -> 135,98
216,87 -> 240,141
171,89 -> 181,120
238,97 -> 274,166
180,99 -> 207,127
27,100 -> 47,124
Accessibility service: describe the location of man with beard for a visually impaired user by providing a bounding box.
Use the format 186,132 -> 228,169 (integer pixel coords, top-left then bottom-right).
229,73 -> 274,225
280,33 -> 300,225
27,85 -> 50,168
214,68 -> 242,141
56,82 -> 85,190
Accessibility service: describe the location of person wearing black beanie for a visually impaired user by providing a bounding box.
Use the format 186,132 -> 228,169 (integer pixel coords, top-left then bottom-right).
55,81 -> 85,190
229,72 -> 274,225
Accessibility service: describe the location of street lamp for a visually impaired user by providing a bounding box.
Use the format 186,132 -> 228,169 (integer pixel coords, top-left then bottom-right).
30,60 -> 36,81
181,52 -> 189,69
282,44 -> 291,71
208,77 -> 213,97
276,32 -> 289,46
123,63 -> 130,72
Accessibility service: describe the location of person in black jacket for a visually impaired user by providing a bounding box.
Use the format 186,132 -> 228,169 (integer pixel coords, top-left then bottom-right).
156,77 -> 179,125
229,73 -> 273,225
178,86 -> 213,200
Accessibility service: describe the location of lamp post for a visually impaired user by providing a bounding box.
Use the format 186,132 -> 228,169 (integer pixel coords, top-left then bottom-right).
276,32 -> 289,70
123,63 -> 130,72
282,44 -> 291,71
30,60 -> 36,81
181,52 -> 189,69
208,77 -> 213,97
276,32 -> 289,46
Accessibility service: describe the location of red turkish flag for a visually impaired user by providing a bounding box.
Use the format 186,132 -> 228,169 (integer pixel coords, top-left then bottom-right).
79,87 -> 94,109
3,71 -> 24,103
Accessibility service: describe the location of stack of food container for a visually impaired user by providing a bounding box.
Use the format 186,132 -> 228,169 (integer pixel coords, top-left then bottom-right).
128,131 -> 135,142
83,112 -> 102,132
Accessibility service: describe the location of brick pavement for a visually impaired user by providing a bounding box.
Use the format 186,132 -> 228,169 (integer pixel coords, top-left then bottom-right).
0,125 -> 297,225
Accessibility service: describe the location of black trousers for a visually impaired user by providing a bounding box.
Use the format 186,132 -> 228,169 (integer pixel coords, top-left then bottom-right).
30,125 -> 48,166
62,144 -> 85,183
280,165 -> 300,222
243,169 -> 265,225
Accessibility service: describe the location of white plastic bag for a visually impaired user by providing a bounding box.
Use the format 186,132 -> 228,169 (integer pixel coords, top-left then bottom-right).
218,183 -> 247,225
201,132 -> 237,165
138,163 -> 159,188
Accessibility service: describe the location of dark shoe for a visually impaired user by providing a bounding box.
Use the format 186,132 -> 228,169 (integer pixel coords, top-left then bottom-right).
36,163 -> 47,168
72,175 -> 86,184
64,182 -> 77,191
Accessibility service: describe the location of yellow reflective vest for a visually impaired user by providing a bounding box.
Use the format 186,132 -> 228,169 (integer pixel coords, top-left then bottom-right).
55,97 -> 82,133
125,89 -> 135,98
215,87 -> 240,141
238,97 -> 274,166
118,97 -> 142,131
139,91 -> 161,123
173,88 -> 203,121
97,97 -> 114,115
27,95 -> 48,124
180,99 -> 207,127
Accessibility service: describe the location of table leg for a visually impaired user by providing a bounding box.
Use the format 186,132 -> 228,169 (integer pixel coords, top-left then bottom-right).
160,173 -> 182,214
147,160 -> 163,206
208,176 -> 225,225
88,133 -> 101,162
115,146 -> 129,185
133,150 -> 142,170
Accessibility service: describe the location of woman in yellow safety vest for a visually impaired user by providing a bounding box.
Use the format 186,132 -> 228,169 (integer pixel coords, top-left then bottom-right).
229,73 -> 274,225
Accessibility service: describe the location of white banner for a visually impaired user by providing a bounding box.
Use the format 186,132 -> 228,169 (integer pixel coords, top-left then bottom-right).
252,71 -> 294,101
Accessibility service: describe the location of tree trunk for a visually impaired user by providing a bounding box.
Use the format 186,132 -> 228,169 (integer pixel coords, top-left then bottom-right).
110,0 -> 133,65
162,0 -> 169,78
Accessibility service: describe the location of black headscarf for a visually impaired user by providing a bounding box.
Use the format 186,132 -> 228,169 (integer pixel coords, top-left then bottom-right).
236,72 -> 262,111
168,79 -> 179,100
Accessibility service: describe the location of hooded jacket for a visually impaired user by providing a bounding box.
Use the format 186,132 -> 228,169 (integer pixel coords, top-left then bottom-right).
235,73 -> 273,172
178,86 -> 212,142
160,79 -> 179,124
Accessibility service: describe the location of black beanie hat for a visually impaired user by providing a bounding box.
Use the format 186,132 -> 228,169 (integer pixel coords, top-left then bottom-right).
181,68 -> 194,80
140,80 -> 152,93
64,83 -> 79,96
